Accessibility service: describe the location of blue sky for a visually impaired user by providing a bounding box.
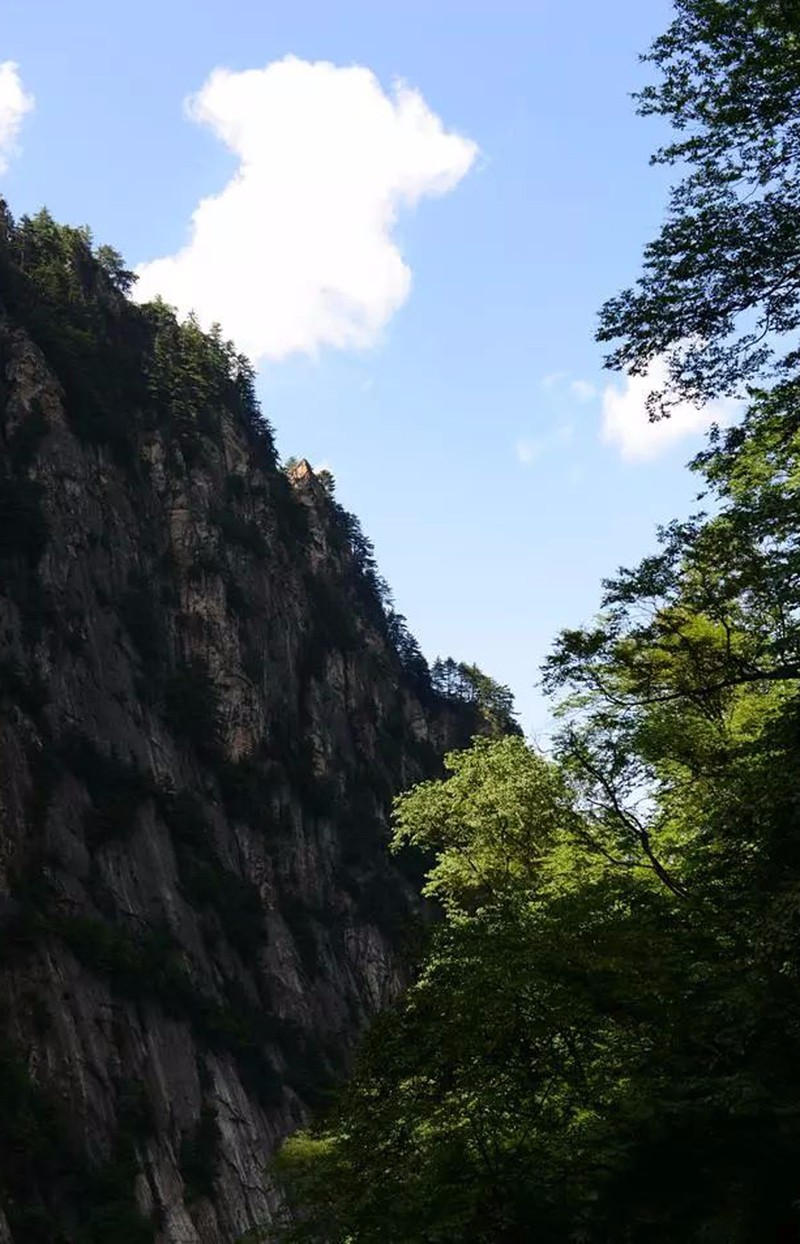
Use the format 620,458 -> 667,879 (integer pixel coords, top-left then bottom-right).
1,0 -> 723,736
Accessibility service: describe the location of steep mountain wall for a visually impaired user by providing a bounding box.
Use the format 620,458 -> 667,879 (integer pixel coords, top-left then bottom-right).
0,220 -> 476,1243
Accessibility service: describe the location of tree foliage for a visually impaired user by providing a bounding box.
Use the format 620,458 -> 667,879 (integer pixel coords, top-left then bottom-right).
0,201 -> 276,467
431,657 -> 521,735
265,4 -> 800,1239
305,474 -> 514,725
269,383 -> 800,1239
598,0 -> 800,414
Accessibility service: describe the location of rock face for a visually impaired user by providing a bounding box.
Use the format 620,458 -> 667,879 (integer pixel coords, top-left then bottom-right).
0,265 -> 474,1240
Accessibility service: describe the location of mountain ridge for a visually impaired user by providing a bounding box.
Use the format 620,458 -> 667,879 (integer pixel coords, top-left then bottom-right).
0,205 -> 485,1243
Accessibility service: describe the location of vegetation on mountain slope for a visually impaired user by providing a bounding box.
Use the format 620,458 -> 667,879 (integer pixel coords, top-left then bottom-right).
0,201 -> 508,1239
266,3 -> 800,1239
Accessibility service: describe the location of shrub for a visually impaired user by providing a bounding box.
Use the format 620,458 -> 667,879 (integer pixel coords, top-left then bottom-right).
226,474 -> 246,503
8,402 -> 48,471
271,472 -> 309,545
60,733 -> 156,844
225,576 -> 256,620
159,785 -> 266,955
179,1104 -> 221,1202
281,897 -> 324,979
211,506 -> 267,558
4,575 -> 58,645
217,756 -> 276,827
157,788 -> 209,849
0,1040 -> 155,1244
0,477 -> 48,565
164,658 -> 222,760
0,656 -> 48,719
178,855 -> 265,958
302,575 -> 359,670
55,914 -> 285,1109
119,576 -> 163,669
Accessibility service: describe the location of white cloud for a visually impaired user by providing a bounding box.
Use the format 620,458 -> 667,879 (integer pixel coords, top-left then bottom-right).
570,379 -> 596,402
601,359 -> 740,461
135,56 -> 478,363
0,62 -> 34,174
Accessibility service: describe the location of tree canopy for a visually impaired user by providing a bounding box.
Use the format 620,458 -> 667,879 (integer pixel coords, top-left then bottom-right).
0,201 -> 275,469
431,658 -> 521,736
267,377 -> 800,1240
264,3 -> 800,1239
597,0 -> 800,415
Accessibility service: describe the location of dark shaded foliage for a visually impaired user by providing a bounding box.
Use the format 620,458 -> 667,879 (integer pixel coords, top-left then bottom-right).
597,0 -> 800,414
211,505 -> 268,558
0,201 -> 277,471
0,1041 -> 155,1243
431,657 -> 520,736
0,477 -> 48,565
60,733 -> 156,844
179,1104 -> 221,1202
0,656 -> 48,719
52,914 -> 285,1108
163,657 -> 222,761
119,573 -> 164,670
157,787 -> 266,956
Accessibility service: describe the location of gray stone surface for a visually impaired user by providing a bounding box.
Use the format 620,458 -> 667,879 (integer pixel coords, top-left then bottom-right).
0,314 -> 472,1240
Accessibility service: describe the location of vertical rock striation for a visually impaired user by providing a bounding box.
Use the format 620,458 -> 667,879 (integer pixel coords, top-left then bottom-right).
0,210 -> 477,1242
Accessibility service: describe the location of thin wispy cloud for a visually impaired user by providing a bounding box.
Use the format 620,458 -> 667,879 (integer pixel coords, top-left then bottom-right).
135,56 -> 478,364
570,379 -> 596,402
516,437 -> 546,465
539,372 -> 598,403
0,62 -> 34,174
516,421 -> 574,467
540,370 -> 569,389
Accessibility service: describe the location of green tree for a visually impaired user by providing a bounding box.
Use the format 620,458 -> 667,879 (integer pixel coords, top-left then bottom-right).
431,658 -> 520,735
268,735 -> 722,1241
263,3 -> 800,1239
0,198 -> 277,468
598,0 -> 800,414
267,353 -> 800,1244
270,738 -> 617,1242
95,244 -> 137,294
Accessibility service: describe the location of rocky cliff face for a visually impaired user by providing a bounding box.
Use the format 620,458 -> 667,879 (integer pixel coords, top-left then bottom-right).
0,213 -> 475,1243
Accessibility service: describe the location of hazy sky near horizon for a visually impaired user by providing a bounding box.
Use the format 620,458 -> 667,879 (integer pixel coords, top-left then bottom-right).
1,0 -> 721,736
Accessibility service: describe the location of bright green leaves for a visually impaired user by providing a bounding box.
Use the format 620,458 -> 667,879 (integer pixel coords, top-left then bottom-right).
392,736 -> 575,913
269,703 -> 800,1239
267,369 -> 800,1240
260,5 -> 800,1237
268,731 -> 739,1240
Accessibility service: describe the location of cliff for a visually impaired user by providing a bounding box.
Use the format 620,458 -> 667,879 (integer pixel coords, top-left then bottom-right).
0,207 -> 477,1243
